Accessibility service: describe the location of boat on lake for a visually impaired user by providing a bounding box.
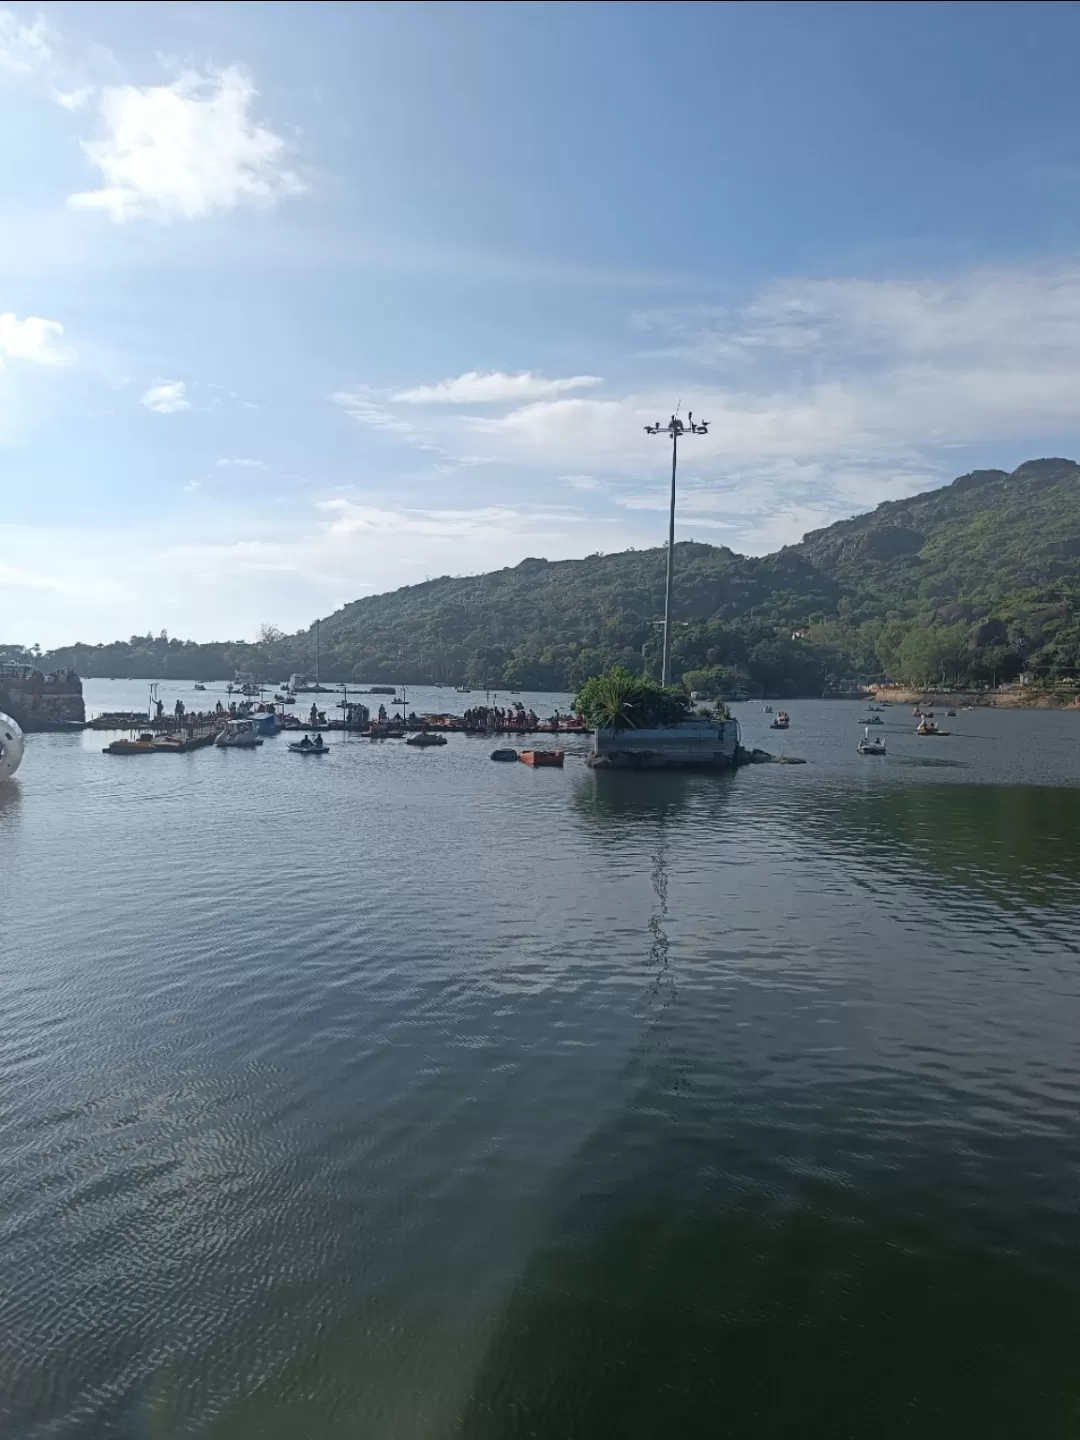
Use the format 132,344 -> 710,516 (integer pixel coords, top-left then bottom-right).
215,719 -> 263,748
247,711 -> 280,736
858,727 -> 887,755
103,731 -> 158,755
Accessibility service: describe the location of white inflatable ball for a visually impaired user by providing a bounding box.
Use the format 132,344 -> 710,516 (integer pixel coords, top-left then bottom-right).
0,711 -> 24,781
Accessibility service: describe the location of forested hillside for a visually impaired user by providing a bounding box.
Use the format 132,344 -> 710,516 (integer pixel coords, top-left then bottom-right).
22,458 -> 1080,696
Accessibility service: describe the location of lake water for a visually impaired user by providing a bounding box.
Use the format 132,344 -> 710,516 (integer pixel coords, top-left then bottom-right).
4,684 -> 1080,1437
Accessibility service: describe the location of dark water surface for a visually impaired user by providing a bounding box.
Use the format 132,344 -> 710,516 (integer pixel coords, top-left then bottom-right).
4,688 -> 1080,1437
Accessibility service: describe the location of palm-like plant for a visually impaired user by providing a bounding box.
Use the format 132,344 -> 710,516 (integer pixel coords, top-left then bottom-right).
589,668 -> 639,729
573,664 -> 691,730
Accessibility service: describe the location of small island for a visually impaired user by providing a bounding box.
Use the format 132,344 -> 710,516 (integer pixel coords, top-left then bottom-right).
574,666 -> 763,769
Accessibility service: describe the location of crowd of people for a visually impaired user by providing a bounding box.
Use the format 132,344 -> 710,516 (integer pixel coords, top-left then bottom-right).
141,691 -> 582,739
461,702 -> 540,732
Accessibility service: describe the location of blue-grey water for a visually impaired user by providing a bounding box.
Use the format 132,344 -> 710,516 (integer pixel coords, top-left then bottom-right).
4,683 -> 1080,1437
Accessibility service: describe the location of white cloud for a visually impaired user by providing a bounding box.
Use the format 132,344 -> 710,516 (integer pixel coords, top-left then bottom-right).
0,312 -> 73,365
68,66 -> 303,223
393,370 -> 603,405
141,380 -> 189,414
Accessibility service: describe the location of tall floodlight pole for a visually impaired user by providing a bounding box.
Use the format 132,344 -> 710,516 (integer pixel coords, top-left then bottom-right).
645,411 -> 710,685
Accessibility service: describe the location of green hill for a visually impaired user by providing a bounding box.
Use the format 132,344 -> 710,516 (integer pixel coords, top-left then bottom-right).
32,458 -> 1080,695
789,458 -> 1080,614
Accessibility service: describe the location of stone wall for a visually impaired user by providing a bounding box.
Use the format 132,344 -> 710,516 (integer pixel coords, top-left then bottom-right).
0,667 -> 85,731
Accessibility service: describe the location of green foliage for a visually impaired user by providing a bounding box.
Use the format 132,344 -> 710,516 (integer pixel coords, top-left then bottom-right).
573,666 -> 691,729
33,458 -> 1080,694
681,664 -> 745,695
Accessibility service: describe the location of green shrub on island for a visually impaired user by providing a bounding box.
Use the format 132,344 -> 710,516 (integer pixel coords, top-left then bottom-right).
572,666 -> 692,730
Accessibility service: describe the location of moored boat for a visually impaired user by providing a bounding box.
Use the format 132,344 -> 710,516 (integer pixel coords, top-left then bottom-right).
215,719 -> 263,748
103,731 -> 158,755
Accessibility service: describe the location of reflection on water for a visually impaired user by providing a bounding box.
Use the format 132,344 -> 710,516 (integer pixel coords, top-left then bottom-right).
0,778 -> 22,820
786,781 -> 1080,910
3,703 -> 1080,1436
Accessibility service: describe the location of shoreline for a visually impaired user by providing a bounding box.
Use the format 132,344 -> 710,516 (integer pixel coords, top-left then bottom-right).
869,687 -> 1080,709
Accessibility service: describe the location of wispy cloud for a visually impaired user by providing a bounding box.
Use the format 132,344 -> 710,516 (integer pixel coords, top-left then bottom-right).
0,313 -> 73,366
141,380 -> 189,414
330,387 -> 422,440
0,6 -> 94,107
393,370 -> 603,405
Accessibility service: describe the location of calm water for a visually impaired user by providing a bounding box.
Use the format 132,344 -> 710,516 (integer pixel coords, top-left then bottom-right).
4,686 -> 1080,1437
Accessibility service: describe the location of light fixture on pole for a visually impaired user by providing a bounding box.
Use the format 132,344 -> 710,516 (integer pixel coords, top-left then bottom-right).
644,410 -> 709,686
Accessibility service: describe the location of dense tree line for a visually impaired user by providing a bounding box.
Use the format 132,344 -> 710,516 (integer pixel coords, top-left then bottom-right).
16,457 -> 1080,696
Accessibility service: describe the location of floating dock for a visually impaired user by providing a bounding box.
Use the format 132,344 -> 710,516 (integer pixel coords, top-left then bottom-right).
102,727 -> 219,755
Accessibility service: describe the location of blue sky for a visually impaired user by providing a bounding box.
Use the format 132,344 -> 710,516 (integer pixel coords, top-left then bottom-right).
5,0 -> 1080,645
